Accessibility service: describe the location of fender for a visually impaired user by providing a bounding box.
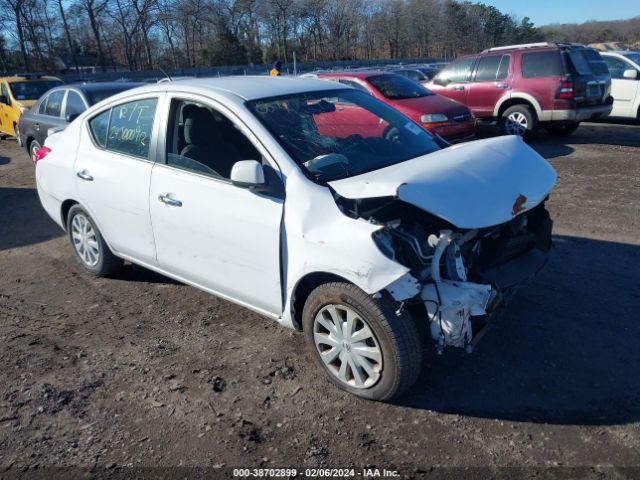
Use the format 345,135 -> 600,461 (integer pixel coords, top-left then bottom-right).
493,91 -> 543,118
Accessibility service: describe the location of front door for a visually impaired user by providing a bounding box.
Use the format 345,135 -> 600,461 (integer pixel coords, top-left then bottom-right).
0,82 -> 14,136
603,56 -> 640,117
149,97 -> 284,315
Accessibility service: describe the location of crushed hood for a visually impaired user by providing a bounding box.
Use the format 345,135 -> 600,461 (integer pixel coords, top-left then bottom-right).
329,135 -> 557,229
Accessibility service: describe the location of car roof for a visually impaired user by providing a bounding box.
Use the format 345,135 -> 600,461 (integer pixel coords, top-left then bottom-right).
602,50 -> 640,56
1,75 -> 62,83
317,70 -> 388,80
122,76 -> 346,101
70,82 -> 144,92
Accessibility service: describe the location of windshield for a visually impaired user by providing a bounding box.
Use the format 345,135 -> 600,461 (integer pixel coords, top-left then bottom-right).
623,52 -> 640,65
367,74 -> 434,99
9,80 -> 63,101
247,89 -> 441,182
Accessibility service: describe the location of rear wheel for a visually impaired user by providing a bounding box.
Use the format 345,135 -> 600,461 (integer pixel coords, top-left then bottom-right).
500,104 -> 537,137
29,140 -> 41,162
66,205 -> 123,276
545,122 -> 580,136
302,282 -> 423,401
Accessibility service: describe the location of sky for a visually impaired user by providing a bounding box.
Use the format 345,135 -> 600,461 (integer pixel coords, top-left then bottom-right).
479,0 -> 639,26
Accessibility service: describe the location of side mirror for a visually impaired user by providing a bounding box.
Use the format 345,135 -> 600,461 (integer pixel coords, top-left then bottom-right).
623,69 -> 638,79
433,76 -> 449,87
0,95 -> 9,105
230,160 -> 265,188
65,112 -> 80,122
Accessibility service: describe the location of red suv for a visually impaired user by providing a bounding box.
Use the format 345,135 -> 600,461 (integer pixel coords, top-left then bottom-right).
428,42 -> 613,136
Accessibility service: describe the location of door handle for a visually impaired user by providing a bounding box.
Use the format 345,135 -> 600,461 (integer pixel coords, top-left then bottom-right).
76,170 -> 93,181
158,194 -> 182,207
496,83 -> 509,89
453,85 -> 465,91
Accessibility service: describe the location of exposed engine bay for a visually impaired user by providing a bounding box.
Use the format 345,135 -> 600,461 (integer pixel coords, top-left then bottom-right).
336,195 -> 553,353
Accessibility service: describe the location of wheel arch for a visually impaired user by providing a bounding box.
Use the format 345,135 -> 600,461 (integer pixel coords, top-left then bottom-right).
289,271 -> 354,330
60,199 -> 79,231
495,94 -> 541,120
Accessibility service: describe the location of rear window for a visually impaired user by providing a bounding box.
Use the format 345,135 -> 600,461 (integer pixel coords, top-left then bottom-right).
521,51 -> 563,78
86,87 -> 138,105
8,80 -> 63,101
367,74 -> 433,99
568,49 -> 609,75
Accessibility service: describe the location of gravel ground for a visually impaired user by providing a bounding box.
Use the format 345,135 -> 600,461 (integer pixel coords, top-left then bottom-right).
1,122 -> 639,479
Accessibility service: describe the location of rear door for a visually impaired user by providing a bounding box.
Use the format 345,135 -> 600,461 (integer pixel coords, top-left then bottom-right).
34,89 -> 68,146
429,57 -> 476,105
0,81 -> 13,135
564,48 -> 611,107
602,55 -> 639,117
74,95 -> 161,266
466,55 -> 511,117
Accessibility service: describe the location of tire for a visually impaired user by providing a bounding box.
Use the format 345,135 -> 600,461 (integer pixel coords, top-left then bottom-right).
500,104 -> 537,137
66,205 -> 123,276
545,122 -> 579,136
29,140 -> 41,162
302,282 -> 423,401
14,123 -> 22,146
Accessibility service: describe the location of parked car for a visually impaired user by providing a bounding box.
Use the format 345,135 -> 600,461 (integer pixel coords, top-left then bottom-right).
600,51 -> 640,120
34,77 -> 556,401
316,71 -> 476,142
0,74 -> 63,145
428,42 -> 613,136
390,66 -> 440,84
19,82 -> 142,161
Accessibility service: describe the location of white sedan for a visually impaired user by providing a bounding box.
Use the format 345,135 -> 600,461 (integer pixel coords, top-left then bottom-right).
35,77 -> 556,401
601,51 -> 640,120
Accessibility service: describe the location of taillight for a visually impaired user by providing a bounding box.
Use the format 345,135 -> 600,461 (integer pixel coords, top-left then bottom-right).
558,81 -> 574,99
33,146 -> 51,164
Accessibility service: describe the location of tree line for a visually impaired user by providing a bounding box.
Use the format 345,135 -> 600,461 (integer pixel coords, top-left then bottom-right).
0,0 -> 625,75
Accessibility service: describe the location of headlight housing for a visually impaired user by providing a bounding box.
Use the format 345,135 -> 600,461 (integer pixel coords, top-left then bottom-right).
421,113 -> 448,124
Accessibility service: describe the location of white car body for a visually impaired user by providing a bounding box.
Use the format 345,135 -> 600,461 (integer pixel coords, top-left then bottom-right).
35,77 -> 557,397
601,51 -> 640,119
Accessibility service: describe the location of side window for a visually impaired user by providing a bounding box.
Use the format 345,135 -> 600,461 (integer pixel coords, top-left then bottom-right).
166,99 -> 260,180
44,90 -> 65,117
522,51 -> 563,78
603,57 -> 628,79
497,55 -> 510,80
106,98 -> 158,158
1,83 -> 10,104
65,91 -> 86,118
437,57 -> 476,83
473,55 -> 502,82
89,109 -> 110,148
38,96 -> 49,114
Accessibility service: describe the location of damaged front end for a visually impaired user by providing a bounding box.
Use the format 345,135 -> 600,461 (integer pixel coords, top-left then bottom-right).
341,196 -> 553,354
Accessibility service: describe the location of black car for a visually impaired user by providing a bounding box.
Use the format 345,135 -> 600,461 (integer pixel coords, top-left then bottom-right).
390,66 -> 440,84
18,82 -> 142,161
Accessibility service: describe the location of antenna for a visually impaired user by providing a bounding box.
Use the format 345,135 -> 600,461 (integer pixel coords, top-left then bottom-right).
158,67 -> 173,82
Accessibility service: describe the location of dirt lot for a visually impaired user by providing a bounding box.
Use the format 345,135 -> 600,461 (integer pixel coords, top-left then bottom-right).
1,123 -> 640,479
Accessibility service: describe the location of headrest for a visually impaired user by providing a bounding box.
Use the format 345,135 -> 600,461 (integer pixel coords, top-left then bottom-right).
183,106 -> 218,146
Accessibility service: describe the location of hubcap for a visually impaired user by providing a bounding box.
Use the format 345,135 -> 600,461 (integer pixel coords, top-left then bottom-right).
505,112 -> 528,136
71,214 -> 100,267
31,144 -> 39,161
313,304 -> 383,389
15,125 -> 21,146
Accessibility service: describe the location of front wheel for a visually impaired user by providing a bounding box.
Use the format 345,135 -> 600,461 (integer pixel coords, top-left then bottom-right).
545,122 -> 579,136
500,105 -> 537,137
14,123 -> 22,146
66,205 -> 123,276
302,282 -> 423,401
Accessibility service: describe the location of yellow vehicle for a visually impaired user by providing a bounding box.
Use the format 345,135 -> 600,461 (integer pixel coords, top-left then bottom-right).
0,74 -> 63,145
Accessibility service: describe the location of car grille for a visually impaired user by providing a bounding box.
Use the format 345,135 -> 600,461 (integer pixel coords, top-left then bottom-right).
452,113 -> 472,123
